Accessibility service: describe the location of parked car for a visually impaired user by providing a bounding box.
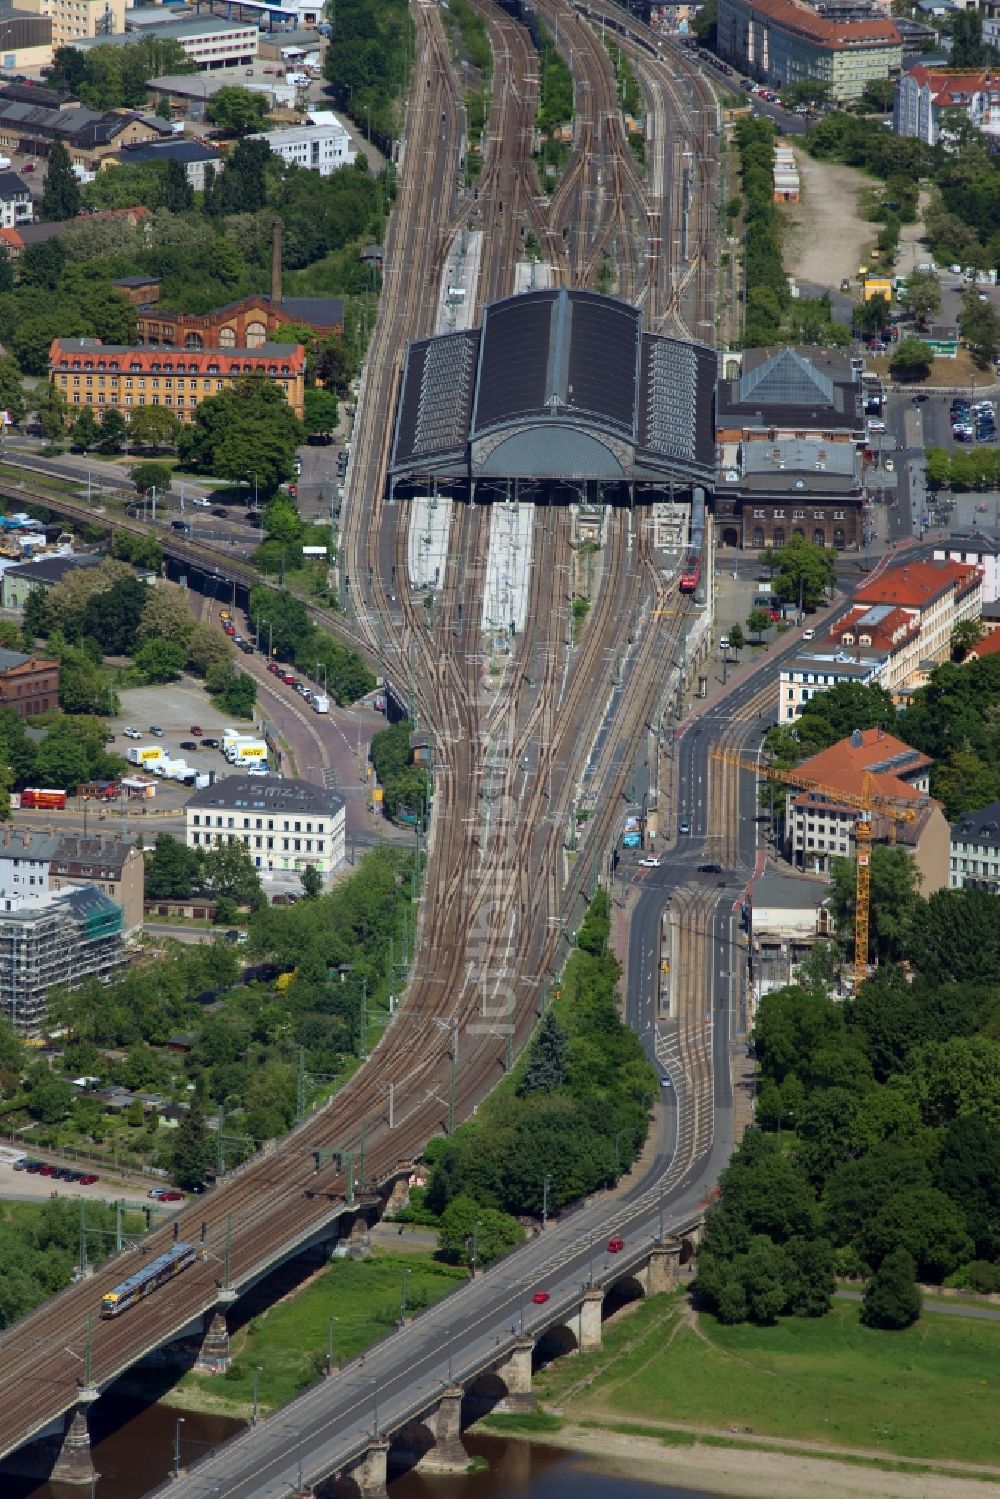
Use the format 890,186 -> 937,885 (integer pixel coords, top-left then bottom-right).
190,725 -> 203,736
212,508 -> 228,519
149,725 -> 164,737
79,1174 -> 99,1185
123,727 -> 141,740
148,1188 -> 168,1200
192,497 -> 211,509
180,740 -> 197,751
159,1190 -> 184,1203
201,737 -> 220,749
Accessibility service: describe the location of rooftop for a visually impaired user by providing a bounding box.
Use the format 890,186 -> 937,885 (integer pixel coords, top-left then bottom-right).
0,171 -> 29,199
751,867 -> 832,911
74,14 -> 255,46
739,0 -> 901,46
952,800 -> 1000,845
854,558 -> 982,610
717,346 -> 863,431
966,631 -> 1000,661
187,775 -> 345,817
4,553 -> 105,585
117,140 -> 221,165
51,834 -> 137,875
251,122 -> 351,146
0,829 -> 60,862
790,727 -> 932,811
830,601 -> 920,652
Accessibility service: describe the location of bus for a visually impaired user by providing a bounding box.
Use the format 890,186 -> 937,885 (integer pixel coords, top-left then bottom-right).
100,1242 -> 201,1318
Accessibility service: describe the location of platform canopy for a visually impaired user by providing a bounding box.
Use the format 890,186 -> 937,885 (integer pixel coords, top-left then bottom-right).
389,289 -> 717,495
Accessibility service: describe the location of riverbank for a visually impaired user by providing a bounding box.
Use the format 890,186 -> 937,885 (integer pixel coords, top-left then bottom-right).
508,1422 -> 1000,1499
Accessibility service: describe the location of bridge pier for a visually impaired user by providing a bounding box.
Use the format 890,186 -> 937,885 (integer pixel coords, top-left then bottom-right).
49,1398 -> 97,1487
577,1287 -> 604,1352
417,1383 -> 469,1473
642,1240 -> 682,1296
494,1336 -> 535,1412
344,1437 -> 389,1499
195,1306 -> 232,1374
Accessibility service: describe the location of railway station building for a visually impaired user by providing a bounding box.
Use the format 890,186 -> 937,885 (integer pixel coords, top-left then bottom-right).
389,289 -> 717,505
713,347 -> 866,551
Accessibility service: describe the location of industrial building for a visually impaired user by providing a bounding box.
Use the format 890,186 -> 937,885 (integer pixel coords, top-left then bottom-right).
0,883 -> 125,1034
249,115 -> 355,176
18,0 -> 125,49
186,776 -> 346,884
69,13 -> 259,68
0,648 -> 59,719
390,288 -> 717,502
717,0 -> 902,100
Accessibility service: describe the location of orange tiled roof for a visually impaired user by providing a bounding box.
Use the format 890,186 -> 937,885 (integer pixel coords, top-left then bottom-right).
829,603 -> 920,653
790,726 -> 931,811
967,631 -> 1000,660
854,558 -> 981,610
745,0 -> 900,46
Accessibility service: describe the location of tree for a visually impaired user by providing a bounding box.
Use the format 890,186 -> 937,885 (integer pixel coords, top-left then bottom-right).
901,270 -> 941,330
137,587 -> 194,649
34,382 -> 67,440
935,1116 -> 1000,1261
187,621 -> 233,677
516,1011 -> 568,1097
202,839 -> 263,907
206,86 -> 271,136
145,834 -> 203,901
437,1193 -> 523,1267
28,1076 -> 74,1123
300,863 -> 323,898
128,405 -> 181,452
783,1235 -> 835,1317
33,732 -> 90,790
162,158 -> 193,213
889,337 -> 933,383
862,1186 -> 972,1281
909,887 -> 1000,986
208,665 -> 256,718
263,496 -> 304,544
830,845 -> 919,965
40,141 -> 80,221
135,636 -> 186,683
951,617 -> 984,661
131,461 -> 172,497
303,387 -> 339,436
726,624 -> 745,659
0,355 -> 26,425
97,407 -> 127,454
179,377 -> 303,496
861,78 -> 895,112
172,1101 -> 213,1190
861,1248 -> 921,1329
959,287 -> 1000,367
952,8 -> 987,67
746,607 -> 770,644
80,576 -> 148,655
770,536 -> 836,611
70,406 -> 99,451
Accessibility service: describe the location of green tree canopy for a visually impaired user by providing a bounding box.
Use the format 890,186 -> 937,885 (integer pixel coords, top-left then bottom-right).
40,141 -> 80,221
861,1247 -> 921,1329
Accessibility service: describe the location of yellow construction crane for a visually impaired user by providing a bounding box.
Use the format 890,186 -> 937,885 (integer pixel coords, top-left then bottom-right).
711,749 -> 918,990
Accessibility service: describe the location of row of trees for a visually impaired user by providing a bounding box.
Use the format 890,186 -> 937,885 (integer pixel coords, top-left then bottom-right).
247,581 -> 375,703
421,894 -> 658,1262
369,719 -> 429,823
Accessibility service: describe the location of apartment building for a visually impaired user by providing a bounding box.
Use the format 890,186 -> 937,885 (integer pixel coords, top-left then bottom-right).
249,116 -> 355,177
950,802 -> 1000,891
894,66 -> 1000,145
49,338 -> 306,422
785,727 -> 949,894
19,0 -> 125,48
186,776 -> 346,884
0,171 -> 32,231
821,600 -> 922,695
851,557 -> 982,684
717,0 -> 902,101
49,834 -> 144,934
934,529 -> 1000,603
779,646 -> 887,721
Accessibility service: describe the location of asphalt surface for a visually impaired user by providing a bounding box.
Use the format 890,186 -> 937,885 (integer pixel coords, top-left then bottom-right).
835,1289 -> 1000,1322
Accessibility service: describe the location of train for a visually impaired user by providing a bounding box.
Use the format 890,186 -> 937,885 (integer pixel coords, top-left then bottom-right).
100,1241 -> 201,1318
679,487 -> 706,594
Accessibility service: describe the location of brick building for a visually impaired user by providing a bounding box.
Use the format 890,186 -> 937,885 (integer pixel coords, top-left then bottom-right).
49,337 -> 307,422
0,648 -> 59,718
714,347 -> 866,551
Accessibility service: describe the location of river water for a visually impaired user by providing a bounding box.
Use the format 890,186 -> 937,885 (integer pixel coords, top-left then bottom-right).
11,1405 -> 714,1499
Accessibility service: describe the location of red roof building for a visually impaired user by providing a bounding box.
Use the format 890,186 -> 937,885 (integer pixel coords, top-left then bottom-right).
848,558 -> 982,688
785,727 -> 948,891
717,0 -> 901,102
896,65 -> 1000,146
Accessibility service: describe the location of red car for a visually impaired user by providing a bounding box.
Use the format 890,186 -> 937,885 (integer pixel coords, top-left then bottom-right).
608,1236 -> 625,1254
38,1164 -> 55,1176
268,661 -> 282,675
532,1290 -> 550,1305
159,1190 -> 184,1202
190,725 -> 203,736
224,624 -> 236,637
79,1174 -> 99,1185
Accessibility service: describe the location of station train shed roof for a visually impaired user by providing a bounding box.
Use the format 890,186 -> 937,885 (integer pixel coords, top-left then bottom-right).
389,289 -> 717,493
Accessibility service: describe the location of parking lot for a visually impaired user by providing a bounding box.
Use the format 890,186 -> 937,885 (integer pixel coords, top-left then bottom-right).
0,1152 -> 158,1211
112,678 -> 268,788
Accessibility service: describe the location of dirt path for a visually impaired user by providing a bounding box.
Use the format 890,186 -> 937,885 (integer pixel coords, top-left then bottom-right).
780,147 -> 874,291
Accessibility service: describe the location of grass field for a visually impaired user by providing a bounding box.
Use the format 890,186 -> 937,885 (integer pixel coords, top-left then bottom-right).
172,1251 -> 465,1415
545,1298 -> 1000,1467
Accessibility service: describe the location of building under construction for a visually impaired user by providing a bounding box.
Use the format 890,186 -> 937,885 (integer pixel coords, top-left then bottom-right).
0,885 -> 125,1034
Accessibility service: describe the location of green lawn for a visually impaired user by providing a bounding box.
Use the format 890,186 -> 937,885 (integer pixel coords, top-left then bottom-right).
570,1300 -> 1000,1467
175,1251 -> 465,1414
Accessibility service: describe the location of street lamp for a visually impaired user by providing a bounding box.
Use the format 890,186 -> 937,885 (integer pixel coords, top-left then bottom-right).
252,1365 -> 262,1424
470,1218 -> 483,1275
173,1416 -> 185,1479
370,1376 -> 380,1438
542,1174 -> 551,1229
401,1267 -> 410,1321
326,1317 -> 337,1378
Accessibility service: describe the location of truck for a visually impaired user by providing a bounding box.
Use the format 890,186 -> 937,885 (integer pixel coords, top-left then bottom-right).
226,739 -> 268,763
21,787 -> 68,809
312,693 -> 330,714
126,745 -> 165,767
233,755 -> 269,771
77,781 -> 119,801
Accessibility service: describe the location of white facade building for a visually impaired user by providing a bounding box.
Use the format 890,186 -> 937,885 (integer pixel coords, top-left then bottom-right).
0,171 -> 33,231
934,531 -> 1000,604
779,648 -> 887,722
0,829 -> 59,910
186,775 -> 346,884
894,65 -> 1000,145
251,115 -> 355,176
950,802 -> 1000,891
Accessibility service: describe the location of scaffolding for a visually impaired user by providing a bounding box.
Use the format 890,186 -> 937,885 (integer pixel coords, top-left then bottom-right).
0,887 -> 126,1035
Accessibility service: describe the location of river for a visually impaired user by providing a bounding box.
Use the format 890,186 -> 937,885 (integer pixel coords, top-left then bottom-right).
10,1406 -> 714,1499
